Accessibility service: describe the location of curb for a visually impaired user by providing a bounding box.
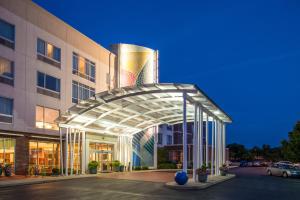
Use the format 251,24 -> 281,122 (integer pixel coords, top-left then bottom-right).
165,174 -> 236,190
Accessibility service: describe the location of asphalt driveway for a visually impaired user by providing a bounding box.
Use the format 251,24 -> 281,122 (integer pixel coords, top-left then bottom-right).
0,167 -> 299,200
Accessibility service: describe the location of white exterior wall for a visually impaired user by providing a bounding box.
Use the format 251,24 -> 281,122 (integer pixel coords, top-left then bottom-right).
0,3 -> 115,137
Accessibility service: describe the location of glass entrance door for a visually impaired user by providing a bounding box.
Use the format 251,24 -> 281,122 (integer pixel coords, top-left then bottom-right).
89,143 -> 113,172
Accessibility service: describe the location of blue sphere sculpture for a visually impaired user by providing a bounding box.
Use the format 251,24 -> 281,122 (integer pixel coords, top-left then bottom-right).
174,171 -> 188,185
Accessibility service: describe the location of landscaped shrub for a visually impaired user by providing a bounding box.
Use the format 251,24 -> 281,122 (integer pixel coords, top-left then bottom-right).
158,163 -> 177,169
134,166 -> 142,170
141,166 -> 149,170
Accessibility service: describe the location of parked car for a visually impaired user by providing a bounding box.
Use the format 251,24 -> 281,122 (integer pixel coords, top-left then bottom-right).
240,161 -> 248,167
253,160 -> 262,167
267,163 -> 300,178
277,161 -> 293,165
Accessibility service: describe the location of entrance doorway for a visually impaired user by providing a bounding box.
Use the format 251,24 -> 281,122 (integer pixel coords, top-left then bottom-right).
89,143 -> 113,172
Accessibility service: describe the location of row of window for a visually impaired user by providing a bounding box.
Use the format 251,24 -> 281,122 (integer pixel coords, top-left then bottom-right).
0,96 -> 59,130
0,18 -> 96,84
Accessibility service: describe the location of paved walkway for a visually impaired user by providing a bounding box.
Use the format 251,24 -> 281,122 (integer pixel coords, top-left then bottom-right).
0,174 -> 97,188
97,170 -> 192,182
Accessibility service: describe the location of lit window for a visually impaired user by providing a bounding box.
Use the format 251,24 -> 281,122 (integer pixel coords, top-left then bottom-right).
0,57 -> 14,86
35,106 -> 59,130
72,52 -> 95,82
37,38 -> 61,63
0,96 -> 13,123
72,81 -> 95,103
0,18 -> 15,49
37,71 -> 60,93
29,141 -> 60,174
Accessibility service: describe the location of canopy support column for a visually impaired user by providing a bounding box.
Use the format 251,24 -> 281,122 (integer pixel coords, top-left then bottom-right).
214,119 -> 217,175
59,127 -> 64,175
76,130 -> 81,175
182,92 -> 187,173
199,106 -> 203,167
81,131 -> 86,174
211,118 -> 214,176
205,114 -> 209,167
193,103 -> 198,182
223,123 -> 226,164
65,128 -> 69,176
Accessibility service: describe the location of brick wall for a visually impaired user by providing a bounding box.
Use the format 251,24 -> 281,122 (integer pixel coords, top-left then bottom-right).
15,136 -> 29,175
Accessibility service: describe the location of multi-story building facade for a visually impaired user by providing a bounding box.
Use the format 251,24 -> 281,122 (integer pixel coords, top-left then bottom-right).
0,0 -> 231,176
0,0 -> 117,175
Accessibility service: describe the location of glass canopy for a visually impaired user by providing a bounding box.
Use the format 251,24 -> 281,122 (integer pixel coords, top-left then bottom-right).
57,83 -> 232,136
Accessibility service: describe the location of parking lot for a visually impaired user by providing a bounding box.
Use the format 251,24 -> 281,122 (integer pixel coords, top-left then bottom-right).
0,167 -> 299,200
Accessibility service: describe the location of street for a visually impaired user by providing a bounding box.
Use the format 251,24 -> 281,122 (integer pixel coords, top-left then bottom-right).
0,167 -> 299,200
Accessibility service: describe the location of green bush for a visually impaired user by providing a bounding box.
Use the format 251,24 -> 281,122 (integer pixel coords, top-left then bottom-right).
141,166 -> 149,170
88,161 -> 99,170
158,163 -> 177,169
52,168 -> 60,175
112,160 -> 121,167
134,166 -> 141,170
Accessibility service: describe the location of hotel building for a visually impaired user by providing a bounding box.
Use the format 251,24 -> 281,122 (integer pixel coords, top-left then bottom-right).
0,0 -> 231,179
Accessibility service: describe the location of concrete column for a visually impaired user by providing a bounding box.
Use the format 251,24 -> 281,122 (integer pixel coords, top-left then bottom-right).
214,119 -> 217,175
59,128 -> 64,175
81,131 -> 86,174
199,106 -> 203,166
65,128 -> 69,176
193,104 -> 198,182
77,131 -> 81,175
153,126 -> 158,169
223,123 -> 226,164
205,114 -> 209,167
211,118 -> 214,175
182,92 -> 188,173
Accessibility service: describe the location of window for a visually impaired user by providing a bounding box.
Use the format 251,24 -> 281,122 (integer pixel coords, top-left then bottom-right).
35,105 -> 59,130
37,72 -> 60,98
37,38 -> 61,67
0,57 -> 14,86
0,18 -> 15,49
167,135 -> 172,145
0,96 -> 13,123
29,141 -> 60,174
0,138 -> 15,173
158,133 -> 163,145
72,81 -> 95,103
72,52 -> 95,82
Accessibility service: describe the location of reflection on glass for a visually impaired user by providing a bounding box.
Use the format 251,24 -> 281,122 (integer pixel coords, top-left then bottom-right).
35,106 -> 59,130
29,141 -> 60,174
0,138 -> 15,173
89,142 -> 114,172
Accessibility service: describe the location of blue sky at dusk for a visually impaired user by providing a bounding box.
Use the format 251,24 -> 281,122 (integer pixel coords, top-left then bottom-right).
34,0 -> 300,147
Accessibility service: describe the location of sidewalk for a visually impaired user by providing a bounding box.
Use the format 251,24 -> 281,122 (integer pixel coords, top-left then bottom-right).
0,174 -> 98,188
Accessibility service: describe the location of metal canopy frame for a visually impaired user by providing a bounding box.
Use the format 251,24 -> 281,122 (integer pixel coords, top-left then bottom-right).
58,83 -> 232,136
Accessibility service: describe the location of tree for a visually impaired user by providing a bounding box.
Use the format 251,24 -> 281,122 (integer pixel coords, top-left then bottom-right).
227,143 -> 248,161
281,121 -> 300,162
249,146 -> 262,160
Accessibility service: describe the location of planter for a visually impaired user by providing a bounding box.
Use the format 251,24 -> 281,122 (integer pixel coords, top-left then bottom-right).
119,165 -> 124,172
220,170 -> 227,176
89,168 -> 97,174
198,173 -> 208,183
0,167 -> 2,176
4,166 -> 12,177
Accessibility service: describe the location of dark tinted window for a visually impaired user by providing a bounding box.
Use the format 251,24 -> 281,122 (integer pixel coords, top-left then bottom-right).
0,19 -> 15,42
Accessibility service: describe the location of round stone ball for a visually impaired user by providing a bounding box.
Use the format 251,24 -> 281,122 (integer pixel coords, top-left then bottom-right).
174,171 -> 188,185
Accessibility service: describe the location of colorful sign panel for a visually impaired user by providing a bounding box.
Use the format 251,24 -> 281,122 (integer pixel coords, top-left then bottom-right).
116,44 -> 158,87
